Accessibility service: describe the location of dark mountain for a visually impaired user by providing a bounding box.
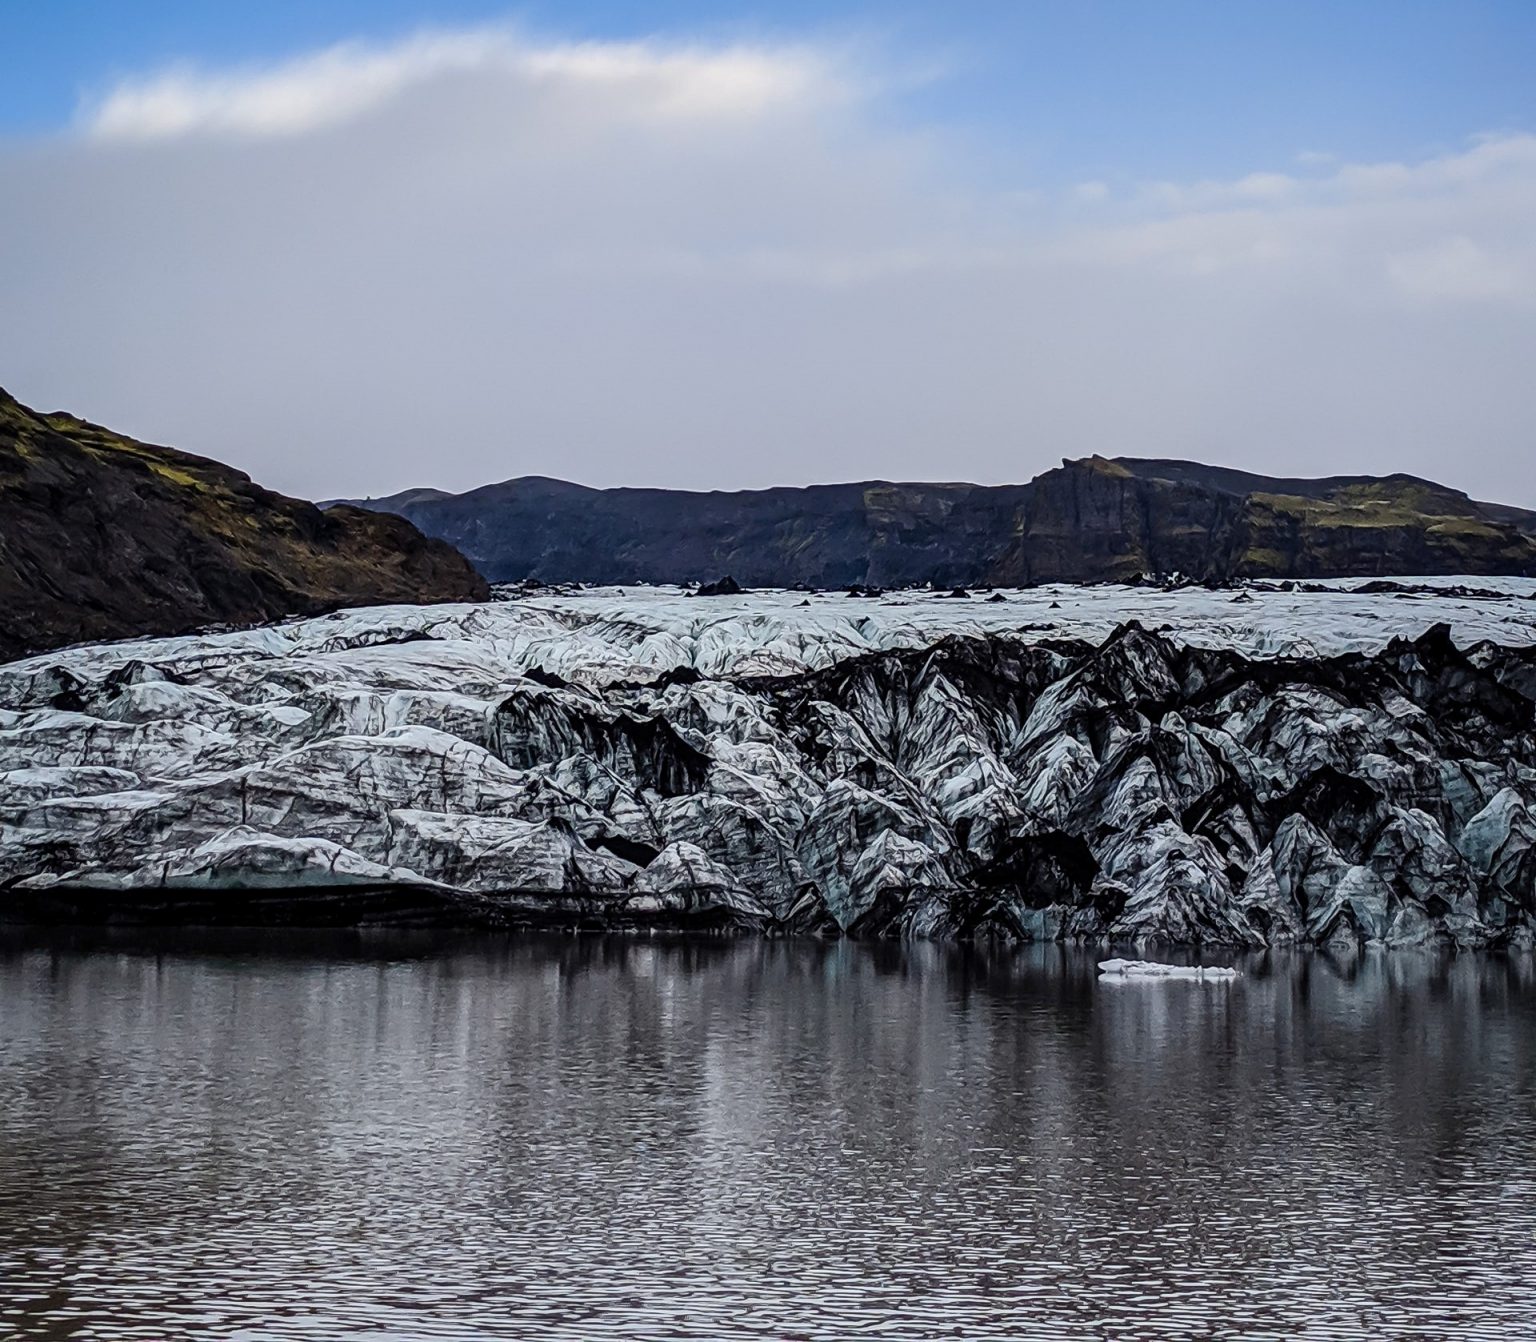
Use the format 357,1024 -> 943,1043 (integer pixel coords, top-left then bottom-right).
334,475 -> 1032,589
335,456 -> 1536,586
0,389 -> 488,661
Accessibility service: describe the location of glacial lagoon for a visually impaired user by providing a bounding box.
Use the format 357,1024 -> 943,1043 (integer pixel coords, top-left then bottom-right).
2,931 -> 1534,1339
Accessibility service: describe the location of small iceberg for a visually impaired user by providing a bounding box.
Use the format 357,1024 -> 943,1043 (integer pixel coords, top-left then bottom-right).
1098,958 -> 1238,980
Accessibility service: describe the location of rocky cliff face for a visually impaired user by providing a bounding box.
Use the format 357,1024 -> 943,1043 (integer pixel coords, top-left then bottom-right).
0,389 -> 488,660
337,457 -> 1536,586
4,591 -> 1535,948
343,477 -> 1031,589
989,458 -> 1247,583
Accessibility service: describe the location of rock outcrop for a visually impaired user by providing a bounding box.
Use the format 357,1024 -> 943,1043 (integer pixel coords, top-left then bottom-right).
334,458 -> 1536,587
0,388 -> 488,660
4,591 -> 1535,948
691,576 -> 746,597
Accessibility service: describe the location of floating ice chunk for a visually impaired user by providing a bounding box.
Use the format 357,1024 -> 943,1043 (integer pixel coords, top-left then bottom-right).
1098,958 -> 1239,980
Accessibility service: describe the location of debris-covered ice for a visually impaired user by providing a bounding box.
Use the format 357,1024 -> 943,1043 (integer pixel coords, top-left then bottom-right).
3,581 -> 1536,944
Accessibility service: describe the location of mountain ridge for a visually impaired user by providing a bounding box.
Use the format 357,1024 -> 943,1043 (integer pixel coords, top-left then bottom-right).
0,388 -> 488,661
333,454 -> 1536,586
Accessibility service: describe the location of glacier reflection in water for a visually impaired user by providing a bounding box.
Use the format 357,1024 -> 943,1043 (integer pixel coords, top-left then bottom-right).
1,932 -> 1535,1340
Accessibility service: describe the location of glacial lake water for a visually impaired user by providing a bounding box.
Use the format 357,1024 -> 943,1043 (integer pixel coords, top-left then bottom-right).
2,932 -> 1535,1340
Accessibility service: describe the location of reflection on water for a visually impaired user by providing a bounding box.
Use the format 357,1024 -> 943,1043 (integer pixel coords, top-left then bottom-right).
1,931 -> 1534,1340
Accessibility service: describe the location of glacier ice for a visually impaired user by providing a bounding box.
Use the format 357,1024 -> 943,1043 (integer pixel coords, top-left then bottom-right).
1097,959 -> 1240,979
3,582 -> 1536,946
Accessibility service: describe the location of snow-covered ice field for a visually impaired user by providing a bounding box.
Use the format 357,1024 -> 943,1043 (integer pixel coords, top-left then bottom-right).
4,577 -> 1534,692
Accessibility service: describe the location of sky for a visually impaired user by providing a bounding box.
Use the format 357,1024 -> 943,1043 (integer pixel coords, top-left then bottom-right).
2,1 -> 1535,503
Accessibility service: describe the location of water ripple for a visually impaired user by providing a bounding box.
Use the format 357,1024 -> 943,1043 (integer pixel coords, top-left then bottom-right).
1,933 -> 1534,1339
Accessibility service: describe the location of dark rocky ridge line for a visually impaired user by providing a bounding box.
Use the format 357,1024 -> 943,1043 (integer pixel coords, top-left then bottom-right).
5,616 -> 1536,949
0,387 -> 488,660
333,457 -> 1536,588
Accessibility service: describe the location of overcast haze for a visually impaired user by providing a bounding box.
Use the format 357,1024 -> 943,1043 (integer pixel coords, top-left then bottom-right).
2,4 -> 1535,504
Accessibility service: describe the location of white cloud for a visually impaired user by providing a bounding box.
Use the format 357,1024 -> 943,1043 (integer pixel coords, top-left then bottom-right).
83,28 -> 842,140
1387,236 -> 1536,304
2,28 -> 1533,505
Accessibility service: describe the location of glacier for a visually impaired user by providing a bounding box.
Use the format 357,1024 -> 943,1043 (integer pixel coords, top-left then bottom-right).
2,579 -> 1535,947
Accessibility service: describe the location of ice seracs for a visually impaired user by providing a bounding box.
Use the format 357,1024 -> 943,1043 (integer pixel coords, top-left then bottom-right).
3,584 -> 1536,945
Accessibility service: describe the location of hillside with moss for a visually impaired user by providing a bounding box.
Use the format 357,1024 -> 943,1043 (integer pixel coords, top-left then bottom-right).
337,455 -> 1536,587
0,388 -> 487,660
988,456 -> 1536,583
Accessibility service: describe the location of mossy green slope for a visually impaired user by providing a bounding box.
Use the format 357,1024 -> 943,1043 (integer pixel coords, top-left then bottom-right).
0,389 -> 487,661
993,457 -> 1536,583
